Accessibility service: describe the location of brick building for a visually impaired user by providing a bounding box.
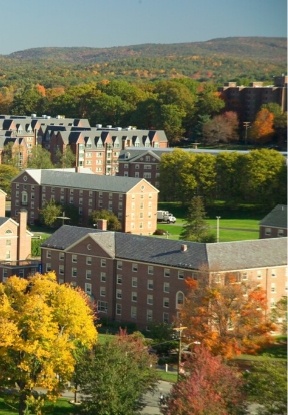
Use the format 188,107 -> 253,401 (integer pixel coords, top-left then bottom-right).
40,225 -> 287,329
11,168 -> 159,235
259,204 -> 287,239
219,75 -> 287,124
0,189 -> 40,279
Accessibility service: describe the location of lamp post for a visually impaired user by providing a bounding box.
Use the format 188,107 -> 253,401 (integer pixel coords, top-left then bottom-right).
173,325 -> 187,381
243,121 -> 250,146
216,216 -> 221,243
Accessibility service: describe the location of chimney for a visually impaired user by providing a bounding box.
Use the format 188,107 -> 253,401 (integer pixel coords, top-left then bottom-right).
0,189 -> 7,217
96,219 -> 107,231
17,210 -> 30,260
181,244 -> 187,252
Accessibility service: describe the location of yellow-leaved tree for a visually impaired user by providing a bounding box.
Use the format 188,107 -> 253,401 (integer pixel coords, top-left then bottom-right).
0,272 -> 97,415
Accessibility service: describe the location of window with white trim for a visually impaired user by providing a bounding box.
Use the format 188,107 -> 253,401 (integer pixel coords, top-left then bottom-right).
117,275 -> 122,284
100,272 -> 106,282
116,303 -> 122,315
147,294 -> 153,305
147,279 -> 154,290
86,270 -> 91,280
132,277 -> 137,287
163,297 -> 169,308
116,289 -> 122,299
85,283 -> 92,296
132,292 -> 137,302
164,282 -> 170,293
131,306 -> 137,319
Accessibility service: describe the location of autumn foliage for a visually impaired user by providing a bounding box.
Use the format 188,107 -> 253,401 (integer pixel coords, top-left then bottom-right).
179,275 -> 275,358
0,272 -> 97,415
250,108 -> 274,143
162,345 -> 246,415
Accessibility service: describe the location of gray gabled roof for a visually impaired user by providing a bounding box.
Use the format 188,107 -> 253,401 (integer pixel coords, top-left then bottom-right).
0,217 -> 10,227
41,225 -> 288,271
118,148 -> 162,162
41,225 -> 100,250
260,205 -> 287,229
15,169 -> 153,193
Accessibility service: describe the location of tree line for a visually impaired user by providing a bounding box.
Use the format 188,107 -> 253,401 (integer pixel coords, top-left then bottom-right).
0,79 -> 286,146
159,148 -> 287,208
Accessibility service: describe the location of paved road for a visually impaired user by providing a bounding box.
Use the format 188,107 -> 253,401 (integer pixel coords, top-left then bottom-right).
50,381 -> 172,415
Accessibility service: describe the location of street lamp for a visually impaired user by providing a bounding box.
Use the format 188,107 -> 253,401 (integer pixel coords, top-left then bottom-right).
216,216 -> 221,243
173,324 -> 187,381
243,121 -> 251,146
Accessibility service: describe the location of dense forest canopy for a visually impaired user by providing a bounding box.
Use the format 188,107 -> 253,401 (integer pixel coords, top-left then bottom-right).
0,37 -> 286,88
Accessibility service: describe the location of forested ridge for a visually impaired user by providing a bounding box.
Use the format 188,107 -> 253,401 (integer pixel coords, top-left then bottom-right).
0,37 -> 286,88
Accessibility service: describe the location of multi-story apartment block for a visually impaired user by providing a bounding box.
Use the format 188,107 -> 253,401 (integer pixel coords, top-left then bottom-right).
259,204 -> 287,239
0,189 -> 40,279
40,225 -> 287,329
11,168 -> 159,235
219,75 -> 287,124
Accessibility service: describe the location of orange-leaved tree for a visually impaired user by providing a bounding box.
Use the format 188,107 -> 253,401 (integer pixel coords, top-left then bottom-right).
250,108 -> 274,144
178,274 -> 275,358
0,272 -> 97,415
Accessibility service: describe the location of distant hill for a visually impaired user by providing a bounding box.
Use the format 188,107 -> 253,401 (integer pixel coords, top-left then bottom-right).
0,37 -> 286,87
6,37 -> 287,64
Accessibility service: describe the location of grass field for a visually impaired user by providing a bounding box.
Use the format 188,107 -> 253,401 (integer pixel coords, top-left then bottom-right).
156,217 -> 259,242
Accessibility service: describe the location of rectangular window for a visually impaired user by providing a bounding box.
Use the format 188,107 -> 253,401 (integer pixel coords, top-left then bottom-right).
271,283 -> 276,293
132,263 -> 138,272
164,268 -> 170,277
271,269 -> 276,278
148,266 -> 154,275
116,289 -> 122,299
147,279 -> 154,290
164,282 -> 170,293
147,294 -> 153,305
100,287 -> 106,296
117,275 -> 122,284
101,259 -> 106,267
116,304 -> 122,315
132,277 -> 137,287
97,301 -> 108,313
86,256 -> 92,265
46,250 -> 51,259
131,306 -> 137,319
72,268 -> 77,278
265,227 -> 271,236
163,297 -> 169,308
72,254 -> 77,263
178,270 -> 184,280
278,229 -> 284,237
117,261 -> 122,270
85,283 -> 92,295
132,292 -> 137,302
86,270 -> 91,280
163,312 -> 169,324
46,263 -> 51,272
59,265 -> 64,275
100,272 -> 106,282
147,309 -> 153,322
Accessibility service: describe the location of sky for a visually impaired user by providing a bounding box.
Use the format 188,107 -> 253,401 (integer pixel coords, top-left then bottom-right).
0,0 -> 286,55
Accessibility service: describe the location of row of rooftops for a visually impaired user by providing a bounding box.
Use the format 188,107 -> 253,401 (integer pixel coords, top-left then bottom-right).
41,225 -> 287,272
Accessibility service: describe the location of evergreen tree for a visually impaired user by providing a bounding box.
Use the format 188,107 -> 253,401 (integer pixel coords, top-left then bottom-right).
180,196 -> 215,242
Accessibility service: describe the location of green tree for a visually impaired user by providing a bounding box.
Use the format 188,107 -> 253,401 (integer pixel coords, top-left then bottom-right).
0,164 -> 19,197
180,196 -> 216,242
159,150 -> 197,203
239,149 -> 286,206
55,146 -> 76,168
244,361 -> 287,415
78,329 -> 158,415
10,85 -> 46,115
39,200 -> 62,227
26,146 -> 54,169
2,142 -> 23,168
89,209 -> 122,231
215,152 -> 242,202
0,272 -> 97,415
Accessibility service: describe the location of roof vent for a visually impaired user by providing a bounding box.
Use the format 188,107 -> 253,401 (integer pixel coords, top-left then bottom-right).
181,244 -> 187,252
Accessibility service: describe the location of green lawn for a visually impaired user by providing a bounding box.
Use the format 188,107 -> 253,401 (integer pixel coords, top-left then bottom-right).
156,218 -> 259,242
